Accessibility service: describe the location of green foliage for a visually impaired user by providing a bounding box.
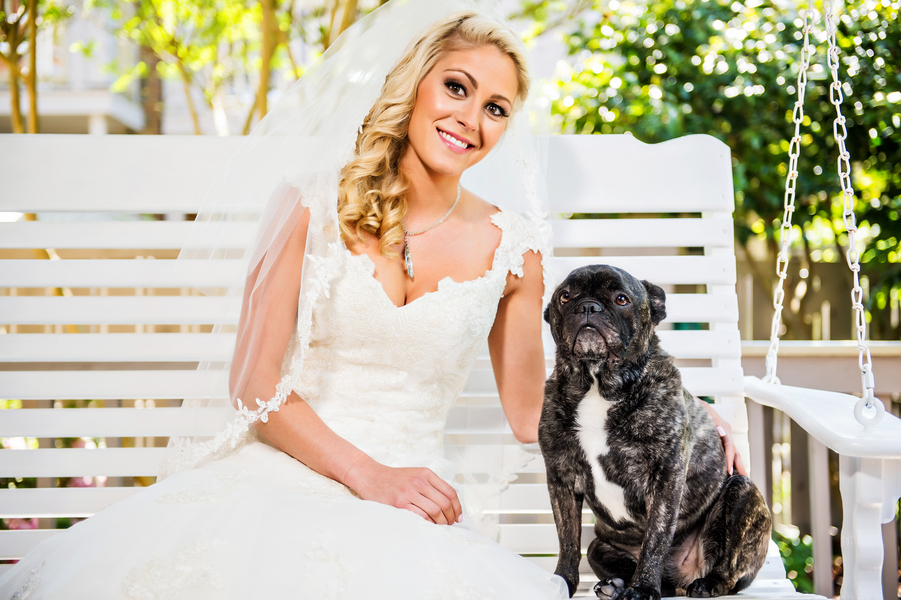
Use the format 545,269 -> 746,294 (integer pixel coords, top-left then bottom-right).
93,0 -> 259,102
773,529 -> 816,593
529,0 -> 900,339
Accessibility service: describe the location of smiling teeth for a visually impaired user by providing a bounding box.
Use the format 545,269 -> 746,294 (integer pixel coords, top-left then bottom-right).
439,130 -> 470,149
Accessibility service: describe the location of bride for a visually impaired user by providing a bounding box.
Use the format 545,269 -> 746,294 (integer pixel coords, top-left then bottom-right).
0,1 -> 743,598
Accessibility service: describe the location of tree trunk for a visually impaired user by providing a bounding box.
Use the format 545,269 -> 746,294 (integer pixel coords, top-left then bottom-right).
336,0 -> 358,40
179,67 -> 202,135
8,59 -> 24,134
139,45 -> 162,134
25,0 -> 38,134
325,0 -> 357,49
254,0 -> 278,123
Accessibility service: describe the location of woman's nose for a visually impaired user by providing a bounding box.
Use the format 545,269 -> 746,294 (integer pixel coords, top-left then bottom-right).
455,103 -> 479,132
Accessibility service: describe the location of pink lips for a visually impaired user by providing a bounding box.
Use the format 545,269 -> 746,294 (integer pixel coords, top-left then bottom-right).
437,128 -> 474,155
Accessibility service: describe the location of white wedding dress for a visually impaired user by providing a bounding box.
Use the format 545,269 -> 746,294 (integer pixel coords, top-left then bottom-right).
0,210 -> 569,600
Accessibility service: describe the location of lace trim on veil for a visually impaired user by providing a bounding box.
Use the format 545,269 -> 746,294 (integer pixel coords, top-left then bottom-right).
158,241 -> 345,478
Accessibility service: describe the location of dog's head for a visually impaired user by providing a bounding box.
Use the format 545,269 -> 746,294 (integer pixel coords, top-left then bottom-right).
544,265 -> 666,369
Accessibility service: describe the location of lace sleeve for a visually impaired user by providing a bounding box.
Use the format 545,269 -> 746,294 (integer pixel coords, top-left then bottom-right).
490,210 -> 554,305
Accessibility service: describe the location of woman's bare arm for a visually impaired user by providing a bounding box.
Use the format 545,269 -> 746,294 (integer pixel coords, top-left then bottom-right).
229,208 -> 461,524
487,250 -> 546,444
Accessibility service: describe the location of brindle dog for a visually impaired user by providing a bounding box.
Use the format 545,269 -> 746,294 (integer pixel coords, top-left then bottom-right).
539,265 -> 771,599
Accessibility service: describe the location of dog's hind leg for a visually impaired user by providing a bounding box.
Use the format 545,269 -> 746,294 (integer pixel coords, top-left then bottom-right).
687,475 -> 771,598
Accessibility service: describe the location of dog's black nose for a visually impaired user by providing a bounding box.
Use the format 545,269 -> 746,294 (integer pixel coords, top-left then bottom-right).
577,300 -> 602,314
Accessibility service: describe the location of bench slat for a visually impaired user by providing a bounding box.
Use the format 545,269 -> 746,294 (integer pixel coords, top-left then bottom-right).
0,294 -> 736,329
0,448 -> 167,477
0,221 -> 254,250
1,365 -> 742,400
545,134 -> 734,214
1,135 -> 243,213
2,135 -> 732,214
0,525 -> 595,562
465,367 -> 745,397
539,329 -> 741,360
551,217 -> 733,249
0,530 -> 59,560
0,487 -> 141,518
0,297 -> 239,325
0,407 -> 231,438
497,523 -> 595,554
0,370 -> 229,400
0,330 -> 738,363
2,405 -> 514,438
0,333 -> 235,362
0,259 -> 243,288
1,255 -> 734,289
550,256 -> 736,286
0,218 -> 732,252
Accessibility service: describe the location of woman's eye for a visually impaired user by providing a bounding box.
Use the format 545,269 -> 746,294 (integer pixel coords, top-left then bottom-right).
560,291 -> 571,304
445,80 -> 465,96
486,103 -> 508,118
615,294 -> 630,306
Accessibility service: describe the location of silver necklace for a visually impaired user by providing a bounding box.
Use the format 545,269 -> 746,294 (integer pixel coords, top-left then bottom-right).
402,183 -> 461,279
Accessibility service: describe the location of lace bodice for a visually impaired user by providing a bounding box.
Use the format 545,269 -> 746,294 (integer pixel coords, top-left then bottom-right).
160,209 -> 549,479
293,209 -> 546,478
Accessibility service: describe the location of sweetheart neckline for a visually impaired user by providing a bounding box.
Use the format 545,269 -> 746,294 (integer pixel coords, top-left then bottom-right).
344,211 -> 509,310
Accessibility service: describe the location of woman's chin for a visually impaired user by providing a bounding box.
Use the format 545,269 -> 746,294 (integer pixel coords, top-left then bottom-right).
427,152 -> 488,178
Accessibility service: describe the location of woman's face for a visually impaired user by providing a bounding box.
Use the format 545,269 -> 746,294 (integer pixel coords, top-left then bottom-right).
403,44 -> 519,179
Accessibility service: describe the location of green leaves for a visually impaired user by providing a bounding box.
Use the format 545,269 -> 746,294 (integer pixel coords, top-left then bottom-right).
537,0 -> 901,339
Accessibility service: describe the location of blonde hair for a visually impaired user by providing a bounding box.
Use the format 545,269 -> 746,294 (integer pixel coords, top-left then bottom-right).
337,11 -> 530,256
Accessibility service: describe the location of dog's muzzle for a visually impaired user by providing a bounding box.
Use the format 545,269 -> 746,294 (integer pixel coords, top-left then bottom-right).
572,325 -> 606,359
571,300 -> 607,359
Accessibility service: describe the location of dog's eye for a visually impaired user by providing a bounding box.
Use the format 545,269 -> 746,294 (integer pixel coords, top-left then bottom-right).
560,291 -> 571,304
615,294 -> 630,306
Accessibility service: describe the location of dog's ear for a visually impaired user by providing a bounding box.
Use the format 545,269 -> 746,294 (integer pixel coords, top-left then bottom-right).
642,280 -> 667,325
543,304 -> 551,325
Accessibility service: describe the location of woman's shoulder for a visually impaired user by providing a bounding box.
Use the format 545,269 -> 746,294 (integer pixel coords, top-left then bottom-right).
464,191 -> 548,250
491,209 -> 549,257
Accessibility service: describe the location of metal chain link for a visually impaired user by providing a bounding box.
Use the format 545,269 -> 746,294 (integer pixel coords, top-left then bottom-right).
763,0 -> 815,384
823,0 -> 878,409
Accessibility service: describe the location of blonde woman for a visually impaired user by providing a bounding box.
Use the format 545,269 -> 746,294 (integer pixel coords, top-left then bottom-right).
0,3 -> 568,598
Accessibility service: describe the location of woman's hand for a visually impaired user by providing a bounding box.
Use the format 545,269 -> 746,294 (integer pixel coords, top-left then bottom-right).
343,457 -> 462,525
701,401 -> 748,477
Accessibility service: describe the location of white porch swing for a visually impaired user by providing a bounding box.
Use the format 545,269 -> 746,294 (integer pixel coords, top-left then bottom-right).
743,0 -> 901,598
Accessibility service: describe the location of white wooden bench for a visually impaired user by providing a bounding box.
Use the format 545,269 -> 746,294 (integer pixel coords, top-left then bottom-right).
0,132 -> 857,597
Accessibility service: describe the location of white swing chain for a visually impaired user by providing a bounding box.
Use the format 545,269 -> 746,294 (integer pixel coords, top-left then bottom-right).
823,0 -> 883,422
763,0 -> 814,385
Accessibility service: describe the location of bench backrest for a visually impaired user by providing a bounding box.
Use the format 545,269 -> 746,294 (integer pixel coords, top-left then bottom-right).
0,133 -> 745,577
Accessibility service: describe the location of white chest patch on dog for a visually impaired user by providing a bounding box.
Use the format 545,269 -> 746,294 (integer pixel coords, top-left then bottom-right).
576,383 -> 631,524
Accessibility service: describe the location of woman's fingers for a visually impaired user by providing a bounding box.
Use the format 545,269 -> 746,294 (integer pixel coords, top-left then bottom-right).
733,449 -> 749,477
415,492 -> 453,524
426,471 -> 463,523
405,503 -> 435,523
716,421 -> 749,477
353,464 -> 460,525
717,424 -> 735,475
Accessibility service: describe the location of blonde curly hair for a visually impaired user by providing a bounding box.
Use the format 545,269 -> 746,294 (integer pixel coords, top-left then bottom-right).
337,11 -> 530,256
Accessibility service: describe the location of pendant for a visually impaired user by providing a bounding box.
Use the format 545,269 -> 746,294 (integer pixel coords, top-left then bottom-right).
404,237 -> 414,279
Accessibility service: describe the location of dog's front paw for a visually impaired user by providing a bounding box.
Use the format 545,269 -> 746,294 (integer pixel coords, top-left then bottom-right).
596,584 -> 661,600
686,577 -> 729,598
593,577 -> 625,600
554,568 -> 580,598
621,585 -> 661,600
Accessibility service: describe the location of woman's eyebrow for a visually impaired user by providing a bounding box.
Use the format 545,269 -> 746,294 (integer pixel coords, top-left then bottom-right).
445,68 -> 512,105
